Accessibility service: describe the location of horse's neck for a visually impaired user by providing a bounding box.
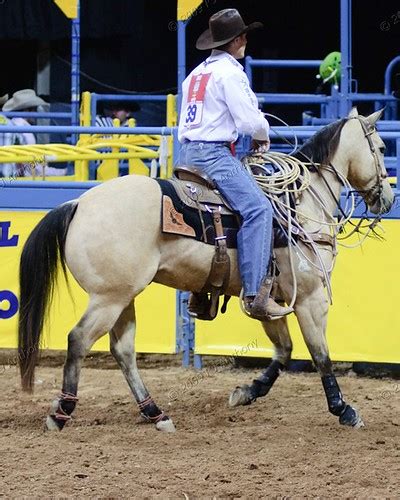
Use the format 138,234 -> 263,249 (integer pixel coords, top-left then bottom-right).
298,154 -> 348,232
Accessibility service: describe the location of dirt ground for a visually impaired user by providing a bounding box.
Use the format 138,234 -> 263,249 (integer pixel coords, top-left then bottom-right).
0,355 -> 399,498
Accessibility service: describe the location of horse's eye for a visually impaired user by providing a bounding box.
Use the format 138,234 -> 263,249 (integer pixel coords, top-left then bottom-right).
379,146 -> 386,154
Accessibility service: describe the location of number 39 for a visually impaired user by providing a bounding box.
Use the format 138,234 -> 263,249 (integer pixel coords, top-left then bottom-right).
185,104 -> 198,124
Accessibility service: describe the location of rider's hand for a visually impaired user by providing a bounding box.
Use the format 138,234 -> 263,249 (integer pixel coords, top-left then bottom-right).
251,138 -> 270,153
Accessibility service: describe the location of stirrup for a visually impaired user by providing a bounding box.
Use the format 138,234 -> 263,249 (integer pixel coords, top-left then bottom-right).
243,268 -> 293,320
244,296 -> 293,321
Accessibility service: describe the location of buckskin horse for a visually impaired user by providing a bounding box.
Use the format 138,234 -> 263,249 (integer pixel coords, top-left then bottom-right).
18,108 -> 394,432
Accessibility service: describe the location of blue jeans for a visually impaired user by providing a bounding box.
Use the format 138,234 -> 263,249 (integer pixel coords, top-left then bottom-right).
179,141 -> 273,296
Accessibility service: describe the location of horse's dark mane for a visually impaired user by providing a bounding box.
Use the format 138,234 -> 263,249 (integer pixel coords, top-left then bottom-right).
294,118 -> 348,165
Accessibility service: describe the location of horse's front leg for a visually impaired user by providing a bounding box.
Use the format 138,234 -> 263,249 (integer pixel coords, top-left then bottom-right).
229,315 -> 293,407
295,286 -> 364,428
109,301 -> 176,433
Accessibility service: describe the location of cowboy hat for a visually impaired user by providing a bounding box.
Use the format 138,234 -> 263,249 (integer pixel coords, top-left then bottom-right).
196,9 -> 263,51
0,94 -> 8,106
2,89 -> 49,111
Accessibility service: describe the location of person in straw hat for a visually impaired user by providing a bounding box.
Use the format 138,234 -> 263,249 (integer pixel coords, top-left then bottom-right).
2,89 -> 49,114
1,89 -> 66,177
177,8 -> 293,321
0,93 -> 17,179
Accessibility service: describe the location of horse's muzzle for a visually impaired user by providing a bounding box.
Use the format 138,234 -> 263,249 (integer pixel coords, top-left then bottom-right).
368,180 -> 395,215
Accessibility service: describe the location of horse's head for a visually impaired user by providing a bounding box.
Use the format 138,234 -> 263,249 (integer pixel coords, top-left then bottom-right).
344,107 -> 394,215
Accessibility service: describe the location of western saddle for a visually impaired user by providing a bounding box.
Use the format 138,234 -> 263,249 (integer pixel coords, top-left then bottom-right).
173,165 -> 233,320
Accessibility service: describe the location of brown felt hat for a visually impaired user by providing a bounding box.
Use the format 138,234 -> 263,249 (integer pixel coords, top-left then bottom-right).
196,9 -> 263,51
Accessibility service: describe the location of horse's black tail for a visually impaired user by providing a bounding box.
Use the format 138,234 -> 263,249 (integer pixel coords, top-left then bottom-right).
18,200 -> 78,392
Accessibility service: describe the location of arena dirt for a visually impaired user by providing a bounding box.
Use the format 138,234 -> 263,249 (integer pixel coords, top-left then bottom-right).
0,356 -> 399,498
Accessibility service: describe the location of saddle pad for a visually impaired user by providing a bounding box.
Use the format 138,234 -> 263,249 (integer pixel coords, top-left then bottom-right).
157,179 -> 240,248
156,179 -> 291,249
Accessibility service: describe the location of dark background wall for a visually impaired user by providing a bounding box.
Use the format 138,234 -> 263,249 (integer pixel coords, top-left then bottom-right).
0,0 -> 398,117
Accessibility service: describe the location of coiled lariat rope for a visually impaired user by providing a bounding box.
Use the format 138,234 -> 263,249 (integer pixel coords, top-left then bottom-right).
241,150 -> 382,308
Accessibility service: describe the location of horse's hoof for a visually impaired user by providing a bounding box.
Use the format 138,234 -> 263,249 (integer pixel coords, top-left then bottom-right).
45,415 -> 62,431
156,418 -> 176,433
229,385 -> 253,407
44,398 -> 64,431
339,405 -> 365,428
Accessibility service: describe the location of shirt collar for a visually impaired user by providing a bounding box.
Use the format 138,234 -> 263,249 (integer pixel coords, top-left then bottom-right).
204,50 -> 244,70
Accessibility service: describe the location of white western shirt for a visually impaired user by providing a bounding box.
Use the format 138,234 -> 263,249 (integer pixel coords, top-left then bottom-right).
178,50 -> 269,143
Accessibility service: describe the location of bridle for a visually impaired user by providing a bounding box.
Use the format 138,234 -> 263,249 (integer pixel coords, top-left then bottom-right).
350,116 -> 386,210
324,115 -> 390,243
318,116 -> 387,230
294,116 -> 386,226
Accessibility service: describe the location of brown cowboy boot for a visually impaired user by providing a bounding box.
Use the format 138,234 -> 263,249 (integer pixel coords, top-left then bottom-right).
244,277 -> 293,321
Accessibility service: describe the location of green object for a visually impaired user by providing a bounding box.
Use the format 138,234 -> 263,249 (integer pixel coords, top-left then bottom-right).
319,52 -> 341,85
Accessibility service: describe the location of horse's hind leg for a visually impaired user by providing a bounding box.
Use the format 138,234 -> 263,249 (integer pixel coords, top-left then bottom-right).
229,316 -> 293,407
295,286 -> 364,428
109,301 -> 175,433
46,294 -> 128,431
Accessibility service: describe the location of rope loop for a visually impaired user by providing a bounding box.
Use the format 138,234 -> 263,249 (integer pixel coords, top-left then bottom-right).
241,151 -> 359,305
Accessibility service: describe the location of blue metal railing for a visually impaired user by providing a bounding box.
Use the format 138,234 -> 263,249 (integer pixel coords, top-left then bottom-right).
1,112 -> 71,120
0,125 -> 174,135
247,57 -> 399,119
71,0 -> 80,145
384,56 -> 400,95
244,57 -> 322,87
244,56 -> 332,116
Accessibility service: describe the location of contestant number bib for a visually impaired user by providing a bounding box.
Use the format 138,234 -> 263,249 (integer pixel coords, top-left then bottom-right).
184,73 -> 211,128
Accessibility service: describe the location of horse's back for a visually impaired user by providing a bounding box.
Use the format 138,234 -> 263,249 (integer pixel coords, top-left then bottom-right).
65,175 -> 163,295
80,173 -> 160,206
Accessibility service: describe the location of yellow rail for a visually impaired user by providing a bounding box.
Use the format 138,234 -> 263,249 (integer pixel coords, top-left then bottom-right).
0,140 -> 160,181
0,142 -> 159,163
0,91 -> 177,181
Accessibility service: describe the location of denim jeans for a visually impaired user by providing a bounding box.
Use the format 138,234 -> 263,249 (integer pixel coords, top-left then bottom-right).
179,141 -> 273,296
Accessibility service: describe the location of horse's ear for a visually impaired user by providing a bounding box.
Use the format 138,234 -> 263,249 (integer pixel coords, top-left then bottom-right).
348,107 -> 358,118
366,108 -> 385,126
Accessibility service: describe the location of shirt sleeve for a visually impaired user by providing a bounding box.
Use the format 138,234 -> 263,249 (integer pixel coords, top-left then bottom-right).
222,71 -> 270,141
177,77 -> 189,143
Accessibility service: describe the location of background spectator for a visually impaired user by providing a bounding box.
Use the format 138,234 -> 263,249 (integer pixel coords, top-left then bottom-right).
0,93 -> 19,178
2,89 -> 66,176
96,100 -> 140,128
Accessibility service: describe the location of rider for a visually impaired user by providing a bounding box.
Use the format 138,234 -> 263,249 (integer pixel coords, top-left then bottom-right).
177,8 -> 293,320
